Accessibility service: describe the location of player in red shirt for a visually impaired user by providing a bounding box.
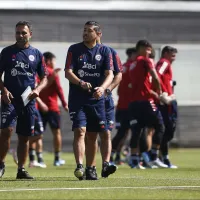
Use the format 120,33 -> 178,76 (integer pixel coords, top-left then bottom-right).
128,40 -> 167,169
39,52 -> 68,166
110,48 -> 136,164
155,46 -> 178,168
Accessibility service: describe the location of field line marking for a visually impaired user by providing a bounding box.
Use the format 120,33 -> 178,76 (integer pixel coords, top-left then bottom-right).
3,176 -> 200,181
0,186 -> 200,192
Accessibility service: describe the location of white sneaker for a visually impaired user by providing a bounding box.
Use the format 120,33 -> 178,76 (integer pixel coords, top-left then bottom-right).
145,162 -> 158,169
136,164 -> 146,169
141,152 -> 158,169
163,159 -> 178,169
59,159 -> 65,165
131,164 -> 146,169
29,160 -> 42,168
54,159 -> 66,166
38,162 -> 47,168
168,164 -> 178,169
150,158 -> 168,168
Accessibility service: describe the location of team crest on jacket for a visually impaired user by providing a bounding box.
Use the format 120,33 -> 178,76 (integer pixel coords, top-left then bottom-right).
95,54 -> 101,61
79,55 -> 83,61
12,54 -> 16,61
29,55 -> 35,61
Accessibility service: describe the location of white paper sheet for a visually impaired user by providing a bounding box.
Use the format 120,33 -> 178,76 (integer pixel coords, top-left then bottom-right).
21,86 -> 32,106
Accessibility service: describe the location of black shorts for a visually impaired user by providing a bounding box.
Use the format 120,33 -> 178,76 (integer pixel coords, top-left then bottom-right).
115,109 -> 130,130
129,101 -> 164,129
40,111 -> 61,130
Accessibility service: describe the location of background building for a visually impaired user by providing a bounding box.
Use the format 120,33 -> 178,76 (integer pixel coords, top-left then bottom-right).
1,0 -> 200,150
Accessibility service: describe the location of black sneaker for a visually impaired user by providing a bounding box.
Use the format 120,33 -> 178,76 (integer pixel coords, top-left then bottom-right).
16,169 -> 34,179
74,164 -> 85,180
101,162 -> 117,178
0,163 -> 5,178
86,166 -> 98,180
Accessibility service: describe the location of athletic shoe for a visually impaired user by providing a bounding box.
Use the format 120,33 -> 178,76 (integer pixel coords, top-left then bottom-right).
130,164 -> 146,169
164,159 -> 178,169
54,159 -> 65,166
74,164 -> 85,180
86,166 -> 98,180
149,158 -> 168,168
142,152 -> 158,169
29,160 -> 42,168
16,169 -> 34,179
0,163 -> 5,178
38,162 -> 47,168
114,154 -> 124,165
101,163 -> 117,178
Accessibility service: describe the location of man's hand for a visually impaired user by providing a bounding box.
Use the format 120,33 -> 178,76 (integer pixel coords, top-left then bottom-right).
40,103 -> 49,113
2,89 -> 13,104
93,87 -> 105,99
53,68 -> 61,76
64,105 -> 69,112
80,81 -> 92,91
28,88 -> 39,100
160,92 -> 176,105
36,97 -> 49,112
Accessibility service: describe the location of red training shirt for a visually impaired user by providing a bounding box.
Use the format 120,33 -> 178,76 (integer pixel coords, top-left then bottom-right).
129,56 -> 154,102
156,58 -> 173,96
39,66 -> 67,112
117,59 -> 133,110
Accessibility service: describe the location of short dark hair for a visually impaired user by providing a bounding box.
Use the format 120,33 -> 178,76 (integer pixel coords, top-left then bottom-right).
43,52 -> 56,62
85,21 -> 102,33
126,48 -> 136,57
136,40 -> 152,52
161,46 -> 178,57
16,21 -> 32,32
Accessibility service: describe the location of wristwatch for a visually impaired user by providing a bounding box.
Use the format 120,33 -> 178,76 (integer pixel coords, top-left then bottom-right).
105,89 -> 111,95
79,80 -> 85,87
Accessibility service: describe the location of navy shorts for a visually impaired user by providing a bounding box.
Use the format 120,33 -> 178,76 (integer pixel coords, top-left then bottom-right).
115,109 -> 130,130
40,111 -> 61,130
33,109 -> 44,136
69,98 -> 107,132
105,94 -> 115,131
129,101 -> 164,129
1,102 -> 36,136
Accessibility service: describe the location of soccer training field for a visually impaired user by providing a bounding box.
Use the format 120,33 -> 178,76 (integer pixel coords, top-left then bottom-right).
1,149 -> 200,199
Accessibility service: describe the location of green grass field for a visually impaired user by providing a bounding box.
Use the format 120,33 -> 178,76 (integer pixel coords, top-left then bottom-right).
1,149 -> 200,199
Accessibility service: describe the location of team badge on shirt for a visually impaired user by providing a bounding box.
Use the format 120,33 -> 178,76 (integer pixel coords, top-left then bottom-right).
78,69 -> 84,78
12,54 -> 16,61
95,54 -> 102,61
2,118 -> 6,123
11,68 -> 18,76
29,55 -> 35,62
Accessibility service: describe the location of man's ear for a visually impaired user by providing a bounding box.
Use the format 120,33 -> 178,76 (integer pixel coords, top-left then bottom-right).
97,32 -> 102,38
